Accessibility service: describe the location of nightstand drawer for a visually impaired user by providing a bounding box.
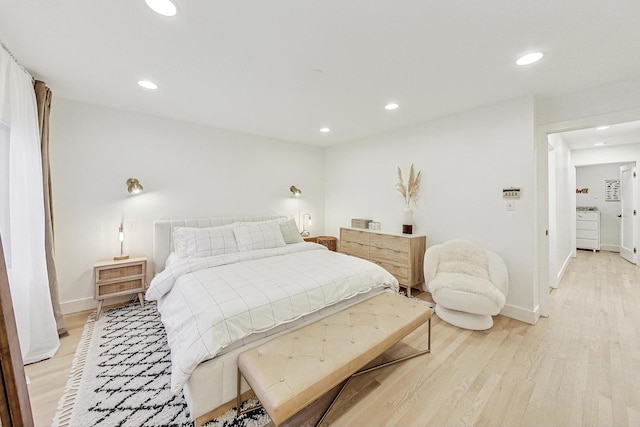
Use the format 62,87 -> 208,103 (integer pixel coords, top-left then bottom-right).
97,263 -> 144,282
98,278 -> 145,296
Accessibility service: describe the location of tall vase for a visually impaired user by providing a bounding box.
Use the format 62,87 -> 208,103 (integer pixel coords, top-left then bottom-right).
402,207 -> 413,234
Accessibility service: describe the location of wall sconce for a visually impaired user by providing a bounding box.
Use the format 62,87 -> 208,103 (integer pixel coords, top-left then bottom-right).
127,178 -> 144,194
290,185 -> 302,197
301,213 -> 312,236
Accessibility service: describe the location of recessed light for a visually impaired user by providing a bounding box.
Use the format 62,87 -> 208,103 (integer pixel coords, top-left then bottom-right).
596,126 -> 610,131
516,52 -> 543,66
593,142 -> 606,146
138,80 -> 158,90
385,103 -> 399,111
320,127 -> 330,133
145,0 -> 178,16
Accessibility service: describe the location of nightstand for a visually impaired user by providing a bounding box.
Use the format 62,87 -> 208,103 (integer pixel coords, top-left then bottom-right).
303,236 -> 337,252
94,256 -> 147,320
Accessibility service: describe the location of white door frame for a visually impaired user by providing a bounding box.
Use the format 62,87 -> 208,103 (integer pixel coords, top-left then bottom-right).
619,164 -> 636,263
536,108 -> 640,319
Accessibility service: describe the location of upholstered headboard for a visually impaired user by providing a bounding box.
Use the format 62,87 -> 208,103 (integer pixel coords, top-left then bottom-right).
153,215 -> 286,275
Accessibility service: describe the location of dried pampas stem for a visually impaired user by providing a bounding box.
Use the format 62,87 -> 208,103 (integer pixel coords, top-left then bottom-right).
396,164 -> 422,207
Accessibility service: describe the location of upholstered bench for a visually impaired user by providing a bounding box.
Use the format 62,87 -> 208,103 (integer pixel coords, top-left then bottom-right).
236,292 -> 432,426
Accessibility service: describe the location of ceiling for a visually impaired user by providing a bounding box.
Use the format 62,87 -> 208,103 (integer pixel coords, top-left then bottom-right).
556,120 -> 640,151
1,0 -> 640,146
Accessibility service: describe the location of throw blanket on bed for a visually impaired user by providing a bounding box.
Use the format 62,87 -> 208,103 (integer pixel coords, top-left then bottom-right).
146,243 -> 399,394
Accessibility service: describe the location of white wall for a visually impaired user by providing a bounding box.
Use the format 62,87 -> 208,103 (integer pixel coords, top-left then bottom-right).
50,99 -> 325,313
576,162 -> 632,251
547,134 -> 573,286
537,76 -> 640,126
325,97 -> 539,322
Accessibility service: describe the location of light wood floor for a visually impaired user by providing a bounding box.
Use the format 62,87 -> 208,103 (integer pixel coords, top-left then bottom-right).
26,250 -> 640,426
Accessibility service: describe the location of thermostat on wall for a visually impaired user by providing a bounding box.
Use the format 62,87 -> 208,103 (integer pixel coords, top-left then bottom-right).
503,187 -> 521,199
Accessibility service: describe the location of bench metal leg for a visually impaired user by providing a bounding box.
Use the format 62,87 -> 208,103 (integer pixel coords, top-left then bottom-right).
236,317 -> 432,426
316,316 -> 431,426
237,368 -> 265,418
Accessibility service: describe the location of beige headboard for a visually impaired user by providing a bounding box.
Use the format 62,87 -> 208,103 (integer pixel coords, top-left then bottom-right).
153,215 -> 286,275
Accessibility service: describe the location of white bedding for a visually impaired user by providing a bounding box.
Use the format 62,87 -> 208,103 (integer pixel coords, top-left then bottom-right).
146,242 -> 399,394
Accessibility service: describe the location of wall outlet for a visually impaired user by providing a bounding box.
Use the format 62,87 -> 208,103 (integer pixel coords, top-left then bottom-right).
506,200 -> 515,211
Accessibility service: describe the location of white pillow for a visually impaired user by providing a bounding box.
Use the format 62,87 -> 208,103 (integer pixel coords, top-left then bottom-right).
233,221 -> 287,251
173,227 -> 238,258
279,218 -> 304,244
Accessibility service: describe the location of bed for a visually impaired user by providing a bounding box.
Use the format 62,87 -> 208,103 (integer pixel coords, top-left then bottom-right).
146,215 -> 399,425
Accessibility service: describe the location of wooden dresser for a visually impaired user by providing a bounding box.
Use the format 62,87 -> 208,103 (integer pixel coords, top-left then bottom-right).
339,227 -> 426,297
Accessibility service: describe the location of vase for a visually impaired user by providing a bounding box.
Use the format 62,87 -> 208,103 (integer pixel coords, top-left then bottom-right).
402,207 -> 413,234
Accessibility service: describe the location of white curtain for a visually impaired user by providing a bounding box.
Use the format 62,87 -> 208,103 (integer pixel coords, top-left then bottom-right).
0,48 -> 60,364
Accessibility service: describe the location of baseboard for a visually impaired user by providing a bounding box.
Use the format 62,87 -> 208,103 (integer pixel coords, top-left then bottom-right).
61,295 -> 134,315
600,244 -> 620,253
61,297 -> 96,315
500,303 -> 540,325
556,251 -> 573,285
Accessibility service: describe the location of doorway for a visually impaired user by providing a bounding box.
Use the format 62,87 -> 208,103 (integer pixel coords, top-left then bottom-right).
547,120 -> 640,290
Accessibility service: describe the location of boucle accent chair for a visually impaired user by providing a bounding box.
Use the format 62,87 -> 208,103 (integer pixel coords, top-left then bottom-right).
423,239 -> 508,330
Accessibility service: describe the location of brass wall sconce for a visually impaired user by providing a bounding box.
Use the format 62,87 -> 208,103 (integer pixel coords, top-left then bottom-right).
290,185 -> 301,197
127,178 -> 143,194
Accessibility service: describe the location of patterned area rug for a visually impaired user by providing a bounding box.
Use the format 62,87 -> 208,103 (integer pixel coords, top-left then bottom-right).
53,302 -> 270,427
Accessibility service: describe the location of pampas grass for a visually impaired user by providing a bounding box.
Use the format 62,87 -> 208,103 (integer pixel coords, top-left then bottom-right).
396,164 -> 422,207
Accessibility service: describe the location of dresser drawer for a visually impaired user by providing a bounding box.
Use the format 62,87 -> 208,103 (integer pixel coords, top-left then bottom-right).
371,260 -> 408,284
577,238 -> 599,250
576,220 -> 598,231
577,212 -> 599,221
576,229 -> 599,239
369,246 -> 408,267
340,228 -> 370,245
340,241 -> 370,259
370,233 -> 409,253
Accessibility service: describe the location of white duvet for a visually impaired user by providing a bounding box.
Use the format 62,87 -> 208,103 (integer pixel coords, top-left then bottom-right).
146,242 -> 399,393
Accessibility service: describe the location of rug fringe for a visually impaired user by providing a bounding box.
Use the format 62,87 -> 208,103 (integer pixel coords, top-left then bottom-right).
51,313 -> 97,427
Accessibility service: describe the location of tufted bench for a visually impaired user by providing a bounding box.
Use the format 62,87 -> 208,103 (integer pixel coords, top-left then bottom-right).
236,292 -> 432,426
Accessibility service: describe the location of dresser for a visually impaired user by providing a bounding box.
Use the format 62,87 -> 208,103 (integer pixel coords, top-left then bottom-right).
339,227 -> 426,297
576,210 -> 600,252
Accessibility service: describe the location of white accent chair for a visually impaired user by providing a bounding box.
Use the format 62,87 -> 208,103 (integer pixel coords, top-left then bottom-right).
423,239 -> 508,330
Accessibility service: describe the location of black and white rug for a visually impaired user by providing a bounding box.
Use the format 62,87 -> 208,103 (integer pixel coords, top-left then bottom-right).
53,302 -> 270,427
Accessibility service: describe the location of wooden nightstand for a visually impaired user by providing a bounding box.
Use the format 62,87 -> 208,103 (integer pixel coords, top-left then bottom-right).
94,256 -> 147,320
303,236 -> 337,251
